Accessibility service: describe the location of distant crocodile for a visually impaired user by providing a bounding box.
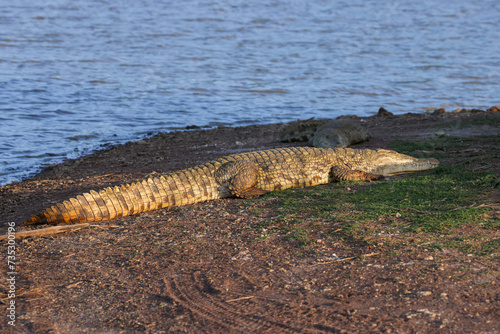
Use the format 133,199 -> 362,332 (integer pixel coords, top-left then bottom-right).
24,147 -> 439,225
279,118 -> 371,148
279,118 -> 329,142
309,119 -> 371,148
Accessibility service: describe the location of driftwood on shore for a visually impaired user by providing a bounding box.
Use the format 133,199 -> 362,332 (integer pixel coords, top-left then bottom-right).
0,223 -> 90,240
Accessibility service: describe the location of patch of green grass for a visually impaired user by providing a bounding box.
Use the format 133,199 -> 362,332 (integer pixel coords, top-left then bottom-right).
484,219 -> 500,229
249,208 -> 266,215
480,239 -> 500,258
283,227 -> 313,248
390,135 -> 498,155
350,171 -> 494,232
436,116 -> 500,130
242,136 -> 499,255
430,237 -> 500,259
251,235 -> 269,242
270,169 -> 493,231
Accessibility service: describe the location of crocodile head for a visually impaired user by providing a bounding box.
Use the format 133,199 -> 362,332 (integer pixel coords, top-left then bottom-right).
363,149 -> 439,176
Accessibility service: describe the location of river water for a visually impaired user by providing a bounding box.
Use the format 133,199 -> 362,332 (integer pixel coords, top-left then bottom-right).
1,0 -> 499,185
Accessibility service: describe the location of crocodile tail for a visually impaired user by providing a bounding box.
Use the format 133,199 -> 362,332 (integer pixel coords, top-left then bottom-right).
23,177 -> 173,225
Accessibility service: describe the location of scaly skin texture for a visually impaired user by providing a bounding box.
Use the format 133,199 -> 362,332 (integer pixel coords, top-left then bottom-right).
309,119 -> 371,148
24,147 -> 439,225
279,118 -> 329,142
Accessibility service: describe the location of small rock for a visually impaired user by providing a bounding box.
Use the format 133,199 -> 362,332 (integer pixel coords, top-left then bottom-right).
405,311 -> 419,319
487,105 -> 500,113
416,291 -> 432,297
400,262 -> 414,266
417,308 -> 438,318
376,107 -> 393,117
405,308 -> 438,319
424,256 -> 434,261
452,108 -> 462,113
433,108 -> 446,114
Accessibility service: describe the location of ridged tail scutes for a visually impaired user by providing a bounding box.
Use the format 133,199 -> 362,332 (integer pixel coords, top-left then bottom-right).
23,177 -> 174,226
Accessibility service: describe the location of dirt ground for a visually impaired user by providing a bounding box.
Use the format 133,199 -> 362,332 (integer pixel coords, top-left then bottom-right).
1,109 -> 499,333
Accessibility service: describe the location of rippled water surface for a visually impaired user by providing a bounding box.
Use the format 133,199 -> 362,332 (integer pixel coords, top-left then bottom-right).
1,0 -> 499,184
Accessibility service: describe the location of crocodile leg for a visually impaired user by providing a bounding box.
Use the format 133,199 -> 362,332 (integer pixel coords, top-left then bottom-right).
215,160 -> 268,198
330,165 -> 383,182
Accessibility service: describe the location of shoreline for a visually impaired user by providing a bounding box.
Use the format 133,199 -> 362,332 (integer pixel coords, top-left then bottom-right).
2,106 -> 498,188
2,107 -> 499,229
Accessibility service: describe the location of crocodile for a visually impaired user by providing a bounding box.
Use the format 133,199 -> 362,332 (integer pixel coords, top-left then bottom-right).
279,118 -> 371,148
309,119 -> 371,148
24,147 -> 439,226
279,118 -> 329,142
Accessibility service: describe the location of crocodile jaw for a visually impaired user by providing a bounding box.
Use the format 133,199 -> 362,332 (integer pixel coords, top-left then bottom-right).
367,149 -> 439,176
